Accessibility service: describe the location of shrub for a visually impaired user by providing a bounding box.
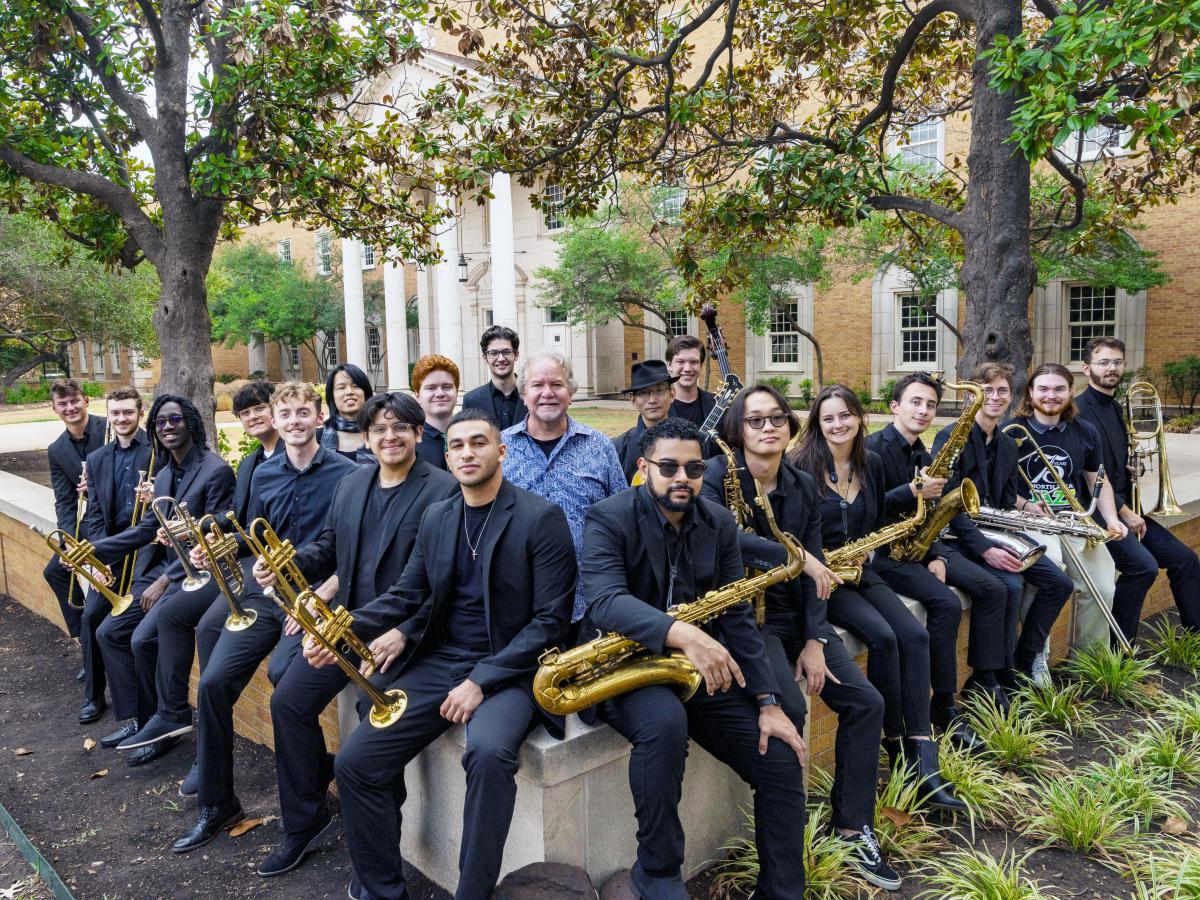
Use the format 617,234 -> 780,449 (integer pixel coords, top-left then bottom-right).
248,369 -> 267,380
937,740 -> 1025,827
879,378 -> 898,404
4,379 -> 104,404
216,373 -> 239,384
1155,689 -> 1200,737
1165,414 -> 1197,433
759,375 -> 792,398
796,378 -> 814,409
1161,355 -> 1200,414
872,756 -> 947,861
215,394 -> 233,412
856,384 -> 874,407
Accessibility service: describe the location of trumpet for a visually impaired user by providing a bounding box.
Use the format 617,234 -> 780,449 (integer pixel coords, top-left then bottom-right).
149,497 -> 211,592
232,515 -> 406,727
194,512 -> 257,631
45,529 -> 133,615
117,454 -> 156,597
1004,423 -> 1130,653
1123,381 -> 1184,517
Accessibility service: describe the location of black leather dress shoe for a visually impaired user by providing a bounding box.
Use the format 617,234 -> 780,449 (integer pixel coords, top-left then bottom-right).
100,720 -> 139,749
963,680 -> 1012,714
117,713 -> 193,750
933,704 -> 987,755
256,814 -> 335,876
179,762 -> 199,798
127,736 -> 179,767
79,700 -> 106,724
904,738 -> 968,812
75,667 -> 85,683
172,802 -> 245,854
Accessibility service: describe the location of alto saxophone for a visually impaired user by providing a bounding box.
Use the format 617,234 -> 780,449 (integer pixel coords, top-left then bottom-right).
823,492 -> 927,586
889,374 -> 984,562
533,479 -> 806,716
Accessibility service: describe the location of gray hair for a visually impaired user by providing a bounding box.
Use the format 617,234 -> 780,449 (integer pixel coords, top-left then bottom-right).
517,350 -> 579,396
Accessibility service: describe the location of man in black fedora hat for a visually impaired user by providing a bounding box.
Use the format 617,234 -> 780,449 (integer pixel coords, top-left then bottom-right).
612,360 -> 679,483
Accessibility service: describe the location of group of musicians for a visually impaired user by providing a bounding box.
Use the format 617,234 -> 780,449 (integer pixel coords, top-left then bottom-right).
39,325 -> 1200,899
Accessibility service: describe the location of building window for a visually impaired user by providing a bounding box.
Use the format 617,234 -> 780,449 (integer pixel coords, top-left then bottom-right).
898,294 -> 938,365
1067,284 -> 1117,363
361,244 -> 375,270
664,308 -> 689,338
1069,123 -> 1131,162
288,343 -> 300,371
894,120 -> 942,169
483,309 -> 494,327
769,301 -> 800,365
367,325 -> 382,368
277,239 -> 292,263
323,333 -> 339,369
76,342 -> 88,374
92,341 -> 105,377
542,184 -> 565,231
315,232 -> 332,276
110,345 -> 121,374
546,304 -> 568,323
656,187 -> 686,224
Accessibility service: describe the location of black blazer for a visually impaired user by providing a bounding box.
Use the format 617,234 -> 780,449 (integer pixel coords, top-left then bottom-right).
91,447 -> 236,582
232,444 -> 271,523
349,479 -> 577,732
700,453 -> 832,643
48,414 -> 108,532
461,383 -> 528,427
611,420 -> 650,484
83,430 -> 158,540
292,459 -> 459,610
932,422 -> 1019,557
581,486 -> 779,698
866,423 -> 951,562
1074,387 -> 1131,508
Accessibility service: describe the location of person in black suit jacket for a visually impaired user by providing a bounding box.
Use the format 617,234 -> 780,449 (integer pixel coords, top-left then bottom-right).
932,364 -> 1074,686
582,417 -> 807,900
460,325 -> 528,431
1076,337 -> 1200,641
90,395 -> 235,765
866,374 -> 1001,750
790,385 -> 965,813
612,359 -> 676,483
702,385 -> 898,891
258,393 -> 458,878
305,408 -> 575,900
120,382 -> 277,790
42,379 -> 107,643
76,388 -> 161,730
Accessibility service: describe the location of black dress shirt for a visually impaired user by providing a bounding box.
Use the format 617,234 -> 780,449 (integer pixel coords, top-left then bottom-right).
415,425 -> 448,470
462,382 -> 528,432
245,445 -> 357,548
1075,385 -> 1132,508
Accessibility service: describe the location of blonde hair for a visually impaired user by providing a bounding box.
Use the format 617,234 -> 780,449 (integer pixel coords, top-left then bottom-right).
271,381 -> 323,414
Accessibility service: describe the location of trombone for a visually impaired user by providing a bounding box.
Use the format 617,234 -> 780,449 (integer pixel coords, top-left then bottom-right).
45,529 -> 133,615
149,497 -> 211,592
1003,423 -> 1131,653
1123,381 -> 1184,517
230,515 -> 407,728
194,512 -> 257,631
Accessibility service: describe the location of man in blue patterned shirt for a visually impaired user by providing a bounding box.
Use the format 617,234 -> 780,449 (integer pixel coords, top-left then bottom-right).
502,350 -> 628,621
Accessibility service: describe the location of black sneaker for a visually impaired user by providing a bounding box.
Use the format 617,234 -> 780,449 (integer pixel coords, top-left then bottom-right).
117,713 -> 193,750
256,815 -> 335,877
834,826 -> 902,891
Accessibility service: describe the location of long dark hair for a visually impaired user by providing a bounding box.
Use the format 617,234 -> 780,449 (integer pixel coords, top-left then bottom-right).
721,383 -> 801,451
1015,363 -> 1077,422
788,384 -> 868,495
325,363 -> 373,416
147,394 -> 207,453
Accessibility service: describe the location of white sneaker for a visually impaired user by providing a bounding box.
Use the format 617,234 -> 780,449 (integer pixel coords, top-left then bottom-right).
1031,652 -> 1051,687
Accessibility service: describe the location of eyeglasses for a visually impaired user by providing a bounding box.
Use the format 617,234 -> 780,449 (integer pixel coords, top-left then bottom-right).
634,385 -> 671,399
155,414 -> 184,429
982,387 -> 1011,398
1089,358 -> 1125,369
744,413 -> 789,430
237,403 -> 270,419
645,458 -> 708,479
368,423 -> 416,438
484,349 -> 515,360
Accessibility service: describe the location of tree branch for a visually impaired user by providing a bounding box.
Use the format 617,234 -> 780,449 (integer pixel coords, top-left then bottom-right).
1031,0 -> 1062,19
866,193 -> 964,232
1039,148 -> 1087,235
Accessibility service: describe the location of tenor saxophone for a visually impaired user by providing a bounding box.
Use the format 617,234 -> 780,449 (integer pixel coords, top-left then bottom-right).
889,374 -> 984,562
533,479 -> 805,716
823,492 -> 927,585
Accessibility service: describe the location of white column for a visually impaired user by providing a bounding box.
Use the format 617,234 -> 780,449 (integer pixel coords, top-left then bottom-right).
383,253 -> 410,391
434,193 -> 461,361
247,332 -> 268,375
416,264 -> 432,359
488,173 -> 519,330
341,237 -> 368,367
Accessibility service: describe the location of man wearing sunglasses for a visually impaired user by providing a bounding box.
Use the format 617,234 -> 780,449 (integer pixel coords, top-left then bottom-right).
87,395 -> 235,766
581,417 -> 808,899
461,325 -> 528,431
612,359 -> 677,483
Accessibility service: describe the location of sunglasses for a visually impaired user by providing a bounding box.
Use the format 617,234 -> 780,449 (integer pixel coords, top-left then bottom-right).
645,458 -> 708,479
154,413 -> 185,429
744,413 -> 789,430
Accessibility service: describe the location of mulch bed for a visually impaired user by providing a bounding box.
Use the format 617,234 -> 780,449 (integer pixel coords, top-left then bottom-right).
0,451 -> 51,489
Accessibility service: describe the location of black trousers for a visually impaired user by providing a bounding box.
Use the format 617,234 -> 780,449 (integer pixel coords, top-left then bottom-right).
942,549 -> 1008,671
195,570 -> 299,809
270,652 -> 348,837
873,558 -> 962,695
969,553 -> 1073,679
153,578 -> 228,727
1107,517 -> 1200,641
80,588 -> 111,705
599,682 -> 806,900
826,568 -> 931,737
334,647 -> 531,900
763,624 -> 883,831
43,557 -> 82,639
96,585 -> 161,723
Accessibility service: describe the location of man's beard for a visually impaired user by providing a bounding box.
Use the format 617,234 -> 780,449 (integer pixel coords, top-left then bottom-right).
1032,398 -> 1066,417
1089,370 -> 1121,390
648,480 -> 696,513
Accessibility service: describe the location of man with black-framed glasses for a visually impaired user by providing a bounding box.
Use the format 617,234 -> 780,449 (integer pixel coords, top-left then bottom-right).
462,325 -> 527,430
613,359 -> 677,482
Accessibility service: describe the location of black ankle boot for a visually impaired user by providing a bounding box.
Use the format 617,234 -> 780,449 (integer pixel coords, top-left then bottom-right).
882,736 -> 906,774
903,738 -> 968,812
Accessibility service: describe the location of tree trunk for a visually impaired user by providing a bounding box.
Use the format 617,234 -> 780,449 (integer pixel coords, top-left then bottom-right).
152,250 -> 218,445
1,350 -> 60,388
957,1 -> 1037,397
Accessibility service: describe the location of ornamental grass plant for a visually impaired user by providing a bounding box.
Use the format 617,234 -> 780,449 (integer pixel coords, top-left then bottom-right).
914,847 -> 1058,900
962,693 -> 1067,775
1061,644 -> 1161,709
1145,620 -> 1200,674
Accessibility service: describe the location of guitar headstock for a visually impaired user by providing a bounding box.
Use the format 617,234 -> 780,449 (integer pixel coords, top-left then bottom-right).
699,302 -> 722,349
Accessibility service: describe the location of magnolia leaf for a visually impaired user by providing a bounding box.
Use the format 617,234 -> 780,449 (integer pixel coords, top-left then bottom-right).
1163,816 -> 1189,835
228,814 -> 277,837
91,768 -> 109,778
879,806 -> 912,828
83,738 -> 97,751
13,748 -> 32,756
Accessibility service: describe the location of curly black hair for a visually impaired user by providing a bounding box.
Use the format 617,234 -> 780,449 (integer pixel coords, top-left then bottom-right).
639,416 -> 703,459
147,393 -> 207,455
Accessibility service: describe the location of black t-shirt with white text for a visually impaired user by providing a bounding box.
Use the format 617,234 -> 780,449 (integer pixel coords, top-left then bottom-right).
1006,415 -> 1103,512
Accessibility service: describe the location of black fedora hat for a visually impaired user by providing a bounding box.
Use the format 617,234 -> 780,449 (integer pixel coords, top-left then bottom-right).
624,359 -> 679,394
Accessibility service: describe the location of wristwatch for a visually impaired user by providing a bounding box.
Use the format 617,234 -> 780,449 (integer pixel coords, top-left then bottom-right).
757,694 -> 781,709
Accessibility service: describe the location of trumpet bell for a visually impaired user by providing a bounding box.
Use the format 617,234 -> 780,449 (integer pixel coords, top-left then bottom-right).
224,608 -> 258,631
182,570 -> 212,592
368,689 -> 409,728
